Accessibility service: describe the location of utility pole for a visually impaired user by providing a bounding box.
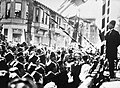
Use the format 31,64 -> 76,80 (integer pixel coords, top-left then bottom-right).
26,0 -> 34,45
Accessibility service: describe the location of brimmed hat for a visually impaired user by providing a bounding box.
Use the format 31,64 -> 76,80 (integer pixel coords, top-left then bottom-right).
31,71 -> 43,83
13,61 -> 24,71
27,62 -> 36,74
35,66 -> 45,75
22,72 -> 34,81
5,53 -> 14,63
0,58 -> 8,70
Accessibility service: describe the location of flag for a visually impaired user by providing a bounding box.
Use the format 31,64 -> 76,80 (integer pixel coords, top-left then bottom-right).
57,0 -> 70,11
57,0 -> 88,14
70,0 -> 88,6
57,0 -> 72,14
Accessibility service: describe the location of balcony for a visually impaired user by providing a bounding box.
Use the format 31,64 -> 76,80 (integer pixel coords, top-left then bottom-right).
1,17 -> 26,24
40,23 -> 49,31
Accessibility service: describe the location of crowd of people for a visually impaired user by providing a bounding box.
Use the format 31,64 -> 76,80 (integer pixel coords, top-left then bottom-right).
0,40 -> 107,88
0,20 -> 120,88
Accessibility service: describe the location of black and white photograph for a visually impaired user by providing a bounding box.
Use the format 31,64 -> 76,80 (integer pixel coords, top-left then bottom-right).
0,0 -> 120,88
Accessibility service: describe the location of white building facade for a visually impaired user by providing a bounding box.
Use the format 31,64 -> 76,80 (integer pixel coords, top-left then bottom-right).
0,0 -> 70,49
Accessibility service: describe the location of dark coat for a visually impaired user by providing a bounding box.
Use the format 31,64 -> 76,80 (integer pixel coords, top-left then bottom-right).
105,29 -> 120,59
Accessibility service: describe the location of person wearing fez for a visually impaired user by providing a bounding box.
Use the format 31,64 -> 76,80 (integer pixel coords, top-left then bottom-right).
100,20 -> 120,78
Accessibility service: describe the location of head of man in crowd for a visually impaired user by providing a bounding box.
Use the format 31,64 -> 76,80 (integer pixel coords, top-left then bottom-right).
8,78 -> 37,88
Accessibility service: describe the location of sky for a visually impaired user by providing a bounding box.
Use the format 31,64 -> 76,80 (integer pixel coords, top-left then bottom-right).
36,0 -> 120,28
36,0 -> 64,11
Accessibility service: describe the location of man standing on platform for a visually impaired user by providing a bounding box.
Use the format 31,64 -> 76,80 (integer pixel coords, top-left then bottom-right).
99,20 -> 120,78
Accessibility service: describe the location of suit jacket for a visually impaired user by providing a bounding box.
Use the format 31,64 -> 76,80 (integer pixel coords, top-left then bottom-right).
105,29 -> 120,59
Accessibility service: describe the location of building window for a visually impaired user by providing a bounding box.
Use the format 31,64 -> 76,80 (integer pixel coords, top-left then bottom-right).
12,28 -> 22,43
45,15 -> 47,24
4,29 -> 8,39
108,0 -> 110,6
45,12 -> 48,24
0,2 -> 1,13
42,10 -> 44,24
56,17 -> 59,28
15,2 -> 22,18
26,4 -> 28,19
59,18 -> 61,25
13,28 -> 22,34
6,2 -> 11,18
102,4 -> 106,16
51,15 -> 55,28
102,18 -> 105,29
35,8 -> 39,22
56,17 -> 61,28
13,34 -> 21,43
